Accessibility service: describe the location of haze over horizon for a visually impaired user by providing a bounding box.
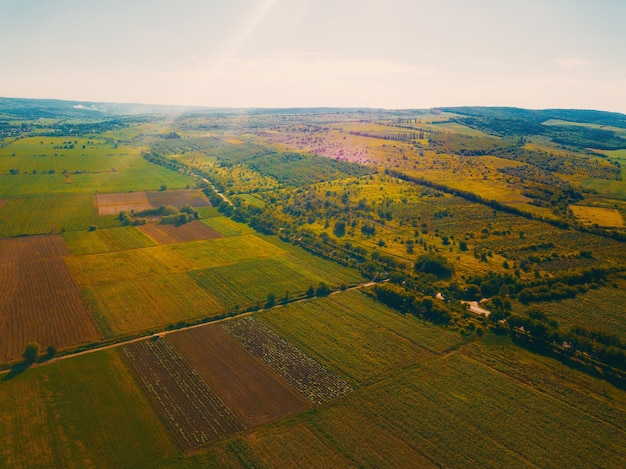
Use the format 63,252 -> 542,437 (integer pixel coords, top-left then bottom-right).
2,0 -> 625,113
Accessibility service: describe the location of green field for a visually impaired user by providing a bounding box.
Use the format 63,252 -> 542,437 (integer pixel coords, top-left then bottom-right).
0,152 -> 194,197
0,194 -> 118,236
63,225 -> 157,255
258,292 -> 434,385
190,257 -> 333,309
578,149 -> 626,198
0,350 -> 177,468
201,215 -> 256,236
0,137 -> 138,173
236,193 -> 266,208
329,290 -> 465,354
79,272 -> 224,335
257,234 -> 364,285
523,283 -> 626,338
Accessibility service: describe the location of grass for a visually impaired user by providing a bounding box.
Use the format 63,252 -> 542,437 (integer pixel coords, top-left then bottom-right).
236,193 -> 266,208
570,204 -> 624,227
62,226 -> 157,255
519,282 -> 626,340
257,292 -> 432,385
0,154 -> 194,196
329,290 -> 464,354
189,258 -> 328,309
94,269 -> 223,335
201,216 -> 256,236
0,350 -> 177,468
0,193 -> 118,236
256,234 -> 364,285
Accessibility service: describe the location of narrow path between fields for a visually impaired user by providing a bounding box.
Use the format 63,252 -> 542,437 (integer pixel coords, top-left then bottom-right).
1,280 -> 383,375
200,177 -> 233,206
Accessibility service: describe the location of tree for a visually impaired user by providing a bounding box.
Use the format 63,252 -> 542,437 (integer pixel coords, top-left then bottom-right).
333,221 -> 346,237
421,296 -> 433,313
46,345 -> 57,359
414,254 -> 453,279
265,293 -> 276,308
23,342 -> 40,364
316,282 -> 331,297
306,285 -> 315,298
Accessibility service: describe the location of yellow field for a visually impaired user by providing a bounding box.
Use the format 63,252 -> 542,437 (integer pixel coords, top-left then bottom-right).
570,204 -> 624,227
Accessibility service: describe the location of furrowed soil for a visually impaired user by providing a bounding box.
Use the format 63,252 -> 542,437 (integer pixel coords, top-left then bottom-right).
96,192 -> 152,216
0,236 -> 100,362
138,220 -> 223,245
121,338 -> 245,451
168,325 -> 310,427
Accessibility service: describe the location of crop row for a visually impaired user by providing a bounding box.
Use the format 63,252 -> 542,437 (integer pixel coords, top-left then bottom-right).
0,236 -> 100,363
121,339 -> 244,450
221,317 -> 353,405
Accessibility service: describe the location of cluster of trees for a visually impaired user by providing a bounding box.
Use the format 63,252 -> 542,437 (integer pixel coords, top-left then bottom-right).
503,310 -> 626,371
369,283 -> 452,324
414,254 -> 453,279
22,342 -> 56,364
462,267 -> 614,304
119,204 -> 199,227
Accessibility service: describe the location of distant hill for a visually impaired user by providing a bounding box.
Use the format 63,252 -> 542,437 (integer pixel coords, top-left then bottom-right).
440,106 -> 626,129
0,97 -> 382,119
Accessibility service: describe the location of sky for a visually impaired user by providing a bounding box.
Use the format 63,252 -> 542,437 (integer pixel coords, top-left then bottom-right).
1,0 -> 626,112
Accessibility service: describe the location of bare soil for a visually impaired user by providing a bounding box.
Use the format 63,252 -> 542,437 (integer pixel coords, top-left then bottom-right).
121,338 -> 245,450
169,325 -> 311,427
95,192 -> 152,216
0,236 -> 100,363
138,220 -> 223,244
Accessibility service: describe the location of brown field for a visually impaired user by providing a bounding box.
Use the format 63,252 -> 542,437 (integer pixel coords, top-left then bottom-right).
95,192 -> 152,215
169,326 -> 310,427
0,199 -> 6,209
138,220 -> 223,245
0,236 -> 100,363
221,317 -> 354,405
145,189 -> 211,208
121,338 -> 245,451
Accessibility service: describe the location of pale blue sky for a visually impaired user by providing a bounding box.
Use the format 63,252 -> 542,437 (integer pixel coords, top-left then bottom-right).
1,0 -> 625,111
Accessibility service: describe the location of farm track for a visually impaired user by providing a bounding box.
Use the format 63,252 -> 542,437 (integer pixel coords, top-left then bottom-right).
0,281 -> 382,373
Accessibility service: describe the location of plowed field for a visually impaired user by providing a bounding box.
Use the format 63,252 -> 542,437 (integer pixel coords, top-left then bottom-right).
121,339 -> 244,450
95,192 -> 152,215
169,325 -> 310,427
138,221 -> 223,244
0,236 -> 100,363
